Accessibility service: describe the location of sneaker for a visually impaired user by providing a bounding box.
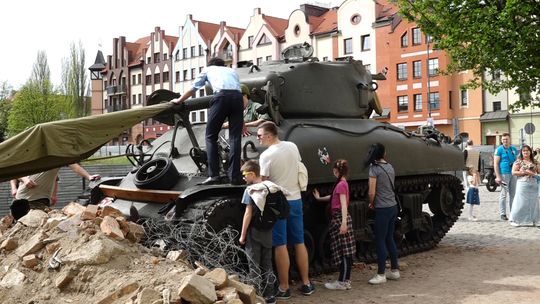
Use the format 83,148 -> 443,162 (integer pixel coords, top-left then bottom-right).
299,282 -> 315,295
368,274 -> 387,285
344,280 -> 352,290
468,216 -> 478,222
386,270 -> 400,280
510,222 -> 520,227
501,215 -> 508,221
324,280 -> 347,290
274,288 -> 290,300
264,296 -> 277,304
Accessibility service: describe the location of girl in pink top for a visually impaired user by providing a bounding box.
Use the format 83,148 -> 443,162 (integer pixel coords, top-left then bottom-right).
313,159 -> 355,290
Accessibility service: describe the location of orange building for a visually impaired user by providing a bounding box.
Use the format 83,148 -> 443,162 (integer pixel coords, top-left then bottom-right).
373,11 -> 483,143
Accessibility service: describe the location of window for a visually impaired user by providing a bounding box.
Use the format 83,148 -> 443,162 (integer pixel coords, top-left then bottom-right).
429,92 -> 440,109
163,53 -> 168,61
138,94 -> 142,104
132,75 -> 136,84
182,48 -> 187,59
175,71 -> 180,82
175,50 -> 180,61
132,94 -> 136,105
492,70 -> 501,80
344,38 -> 353,54
199,111 -> 206,122
361,35 -> 371,51
413,60 -> 422,78
323,56 -> 328,61
199,66 -> 203,73
294,25 -> 301,36
137,74 -> 141,84
414,94 -> 423,111
258,34 -> 270,45
256,57 -> 262,65
163,71 -> 169,82
364,64 -> 371,72
493,101 -> 501,111
145,75 -> 151,84
412,28 -> 421,45
351,14 -> 361,25
154,73 -> 160,83
266,55 -> 272,61
199,45 -> 204,56
191,112 -> 196,122
460,89 -> 468,106
428,58 -> 439,76
147,57 -> 151,64
182,70 -> 188,80
448,91 -> 453,109
398,96 -> 408,112
199,89 -> 204,97
401,32 -> 408,47
397,63 -> 407,80
190,46 -> 196,57
191,68 -> 195,79
154,53 -> 160,63
248,36 -> 254,48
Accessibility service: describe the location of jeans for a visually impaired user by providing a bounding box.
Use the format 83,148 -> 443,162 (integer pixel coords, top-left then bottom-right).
246,230 -> 275,298
205,90 -> 243,180
375,205 -> 399,274
499,173 -> 516,216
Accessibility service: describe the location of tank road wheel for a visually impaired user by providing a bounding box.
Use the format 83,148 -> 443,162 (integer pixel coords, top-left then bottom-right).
316,227 -> 332,270
304,230 -> 316,265
406,212 -> 433,244
134,158 -> 179,190
204,198 -> 245,233
428,185 -> 456,217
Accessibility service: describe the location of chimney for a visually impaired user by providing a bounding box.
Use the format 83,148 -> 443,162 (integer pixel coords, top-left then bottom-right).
254,8 -> 261,15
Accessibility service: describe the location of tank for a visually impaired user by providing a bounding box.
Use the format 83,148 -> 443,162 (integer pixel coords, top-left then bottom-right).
92,44 -> 465,268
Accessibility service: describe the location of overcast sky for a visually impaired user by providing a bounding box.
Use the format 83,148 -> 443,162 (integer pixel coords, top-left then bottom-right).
0,0 -> 341,90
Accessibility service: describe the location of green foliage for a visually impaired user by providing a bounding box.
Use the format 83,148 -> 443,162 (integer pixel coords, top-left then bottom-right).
395,0 -> 540,108
30,50 -> 53,96
6,83 -> 70,136
0,81 -> 13,142
61,41 -> 88,118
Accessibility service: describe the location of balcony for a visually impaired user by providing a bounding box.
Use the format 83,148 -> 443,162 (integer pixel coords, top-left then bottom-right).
106,84 -> 127,95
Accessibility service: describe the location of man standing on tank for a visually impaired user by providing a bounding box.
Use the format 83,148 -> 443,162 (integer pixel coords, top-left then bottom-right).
171,57 -> 244,185
494,133 -> 518,220
257,121 -> 315,300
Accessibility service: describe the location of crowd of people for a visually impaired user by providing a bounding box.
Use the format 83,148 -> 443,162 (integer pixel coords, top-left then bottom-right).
466,133 -> 540,227
21,57 -> 540,302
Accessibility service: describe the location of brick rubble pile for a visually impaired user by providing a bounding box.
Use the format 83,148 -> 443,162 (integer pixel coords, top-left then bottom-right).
0,203 -> 264,304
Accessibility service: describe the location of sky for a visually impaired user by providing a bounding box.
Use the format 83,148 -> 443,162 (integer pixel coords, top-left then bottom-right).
0,0 -> 341,90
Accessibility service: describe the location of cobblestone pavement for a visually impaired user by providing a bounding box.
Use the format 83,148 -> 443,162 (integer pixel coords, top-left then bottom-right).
441,185 -> 540,248
289,184 -> 540,304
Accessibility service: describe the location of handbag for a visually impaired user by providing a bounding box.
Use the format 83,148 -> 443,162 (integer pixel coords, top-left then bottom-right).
375,163 -> 403,212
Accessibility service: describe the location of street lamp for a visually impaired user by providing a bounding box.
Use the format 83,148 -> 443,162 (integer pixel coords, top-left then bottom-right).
426,34 -> 433,127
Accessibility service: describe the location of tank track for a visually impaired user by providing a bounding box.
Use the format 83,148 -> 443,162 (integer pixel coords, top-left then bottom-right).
309,173 -> 464,269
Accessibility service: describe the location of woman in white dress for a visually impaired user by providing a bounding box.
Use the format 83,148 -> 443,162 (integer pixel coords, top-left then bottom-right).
510,145 -> 540,227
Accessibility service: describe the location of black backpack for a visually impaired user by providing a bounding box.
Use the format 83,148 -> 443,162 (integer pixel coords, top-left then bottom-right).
251,184 -> 290,231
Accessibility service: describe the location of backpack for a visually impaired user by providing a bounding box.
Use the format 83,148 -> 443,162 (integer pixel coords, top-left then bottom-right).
251,184 -> 290,231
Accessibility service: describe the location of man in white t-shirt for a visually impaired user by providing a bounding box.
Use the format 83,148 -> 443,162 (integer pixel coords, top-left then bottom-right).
257,121 -> 314,300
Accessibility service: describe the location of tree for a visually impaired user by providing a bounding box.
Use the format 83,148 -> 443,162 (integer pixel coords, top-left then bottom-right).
395,0 -> 540,108
0,81 -> 13,142
7,83 -> 69,136
29,50 -> 53,96
61,41 -> 89,118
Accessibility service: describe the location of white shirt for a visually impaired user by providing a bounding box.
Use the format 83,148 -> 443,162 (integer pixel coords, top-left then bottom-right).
259,141 -> 302,200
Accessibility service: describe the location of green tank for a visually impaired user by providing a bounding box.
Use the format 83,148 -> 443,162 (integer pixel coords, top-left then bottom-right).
92,44 -> 465,267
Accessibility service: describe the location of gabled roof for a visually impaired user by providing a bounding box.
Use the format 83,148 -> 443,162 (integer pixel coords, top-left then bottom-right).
126,37 -> 150,67
163,34 -> 179,51
194,20 -> 221,43
262,14 -> 288,38
227,26 -> 246,42
311,8 -> 338,35
375,0 -> 399,20
89,50 -> 106,71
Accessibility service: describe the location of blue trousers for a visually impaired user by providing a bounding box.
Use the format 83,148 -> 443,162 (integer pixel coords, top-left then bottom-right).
375,205 -> 399,274
206,90 -> 243,180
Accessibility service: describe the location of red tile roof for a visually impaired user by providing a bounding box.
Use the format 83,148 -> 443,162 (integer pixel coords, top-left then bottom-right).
194,20 -> 221,44
262,14 -> 288,38
311,9 -> 338,35
375,0 -> 398,20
